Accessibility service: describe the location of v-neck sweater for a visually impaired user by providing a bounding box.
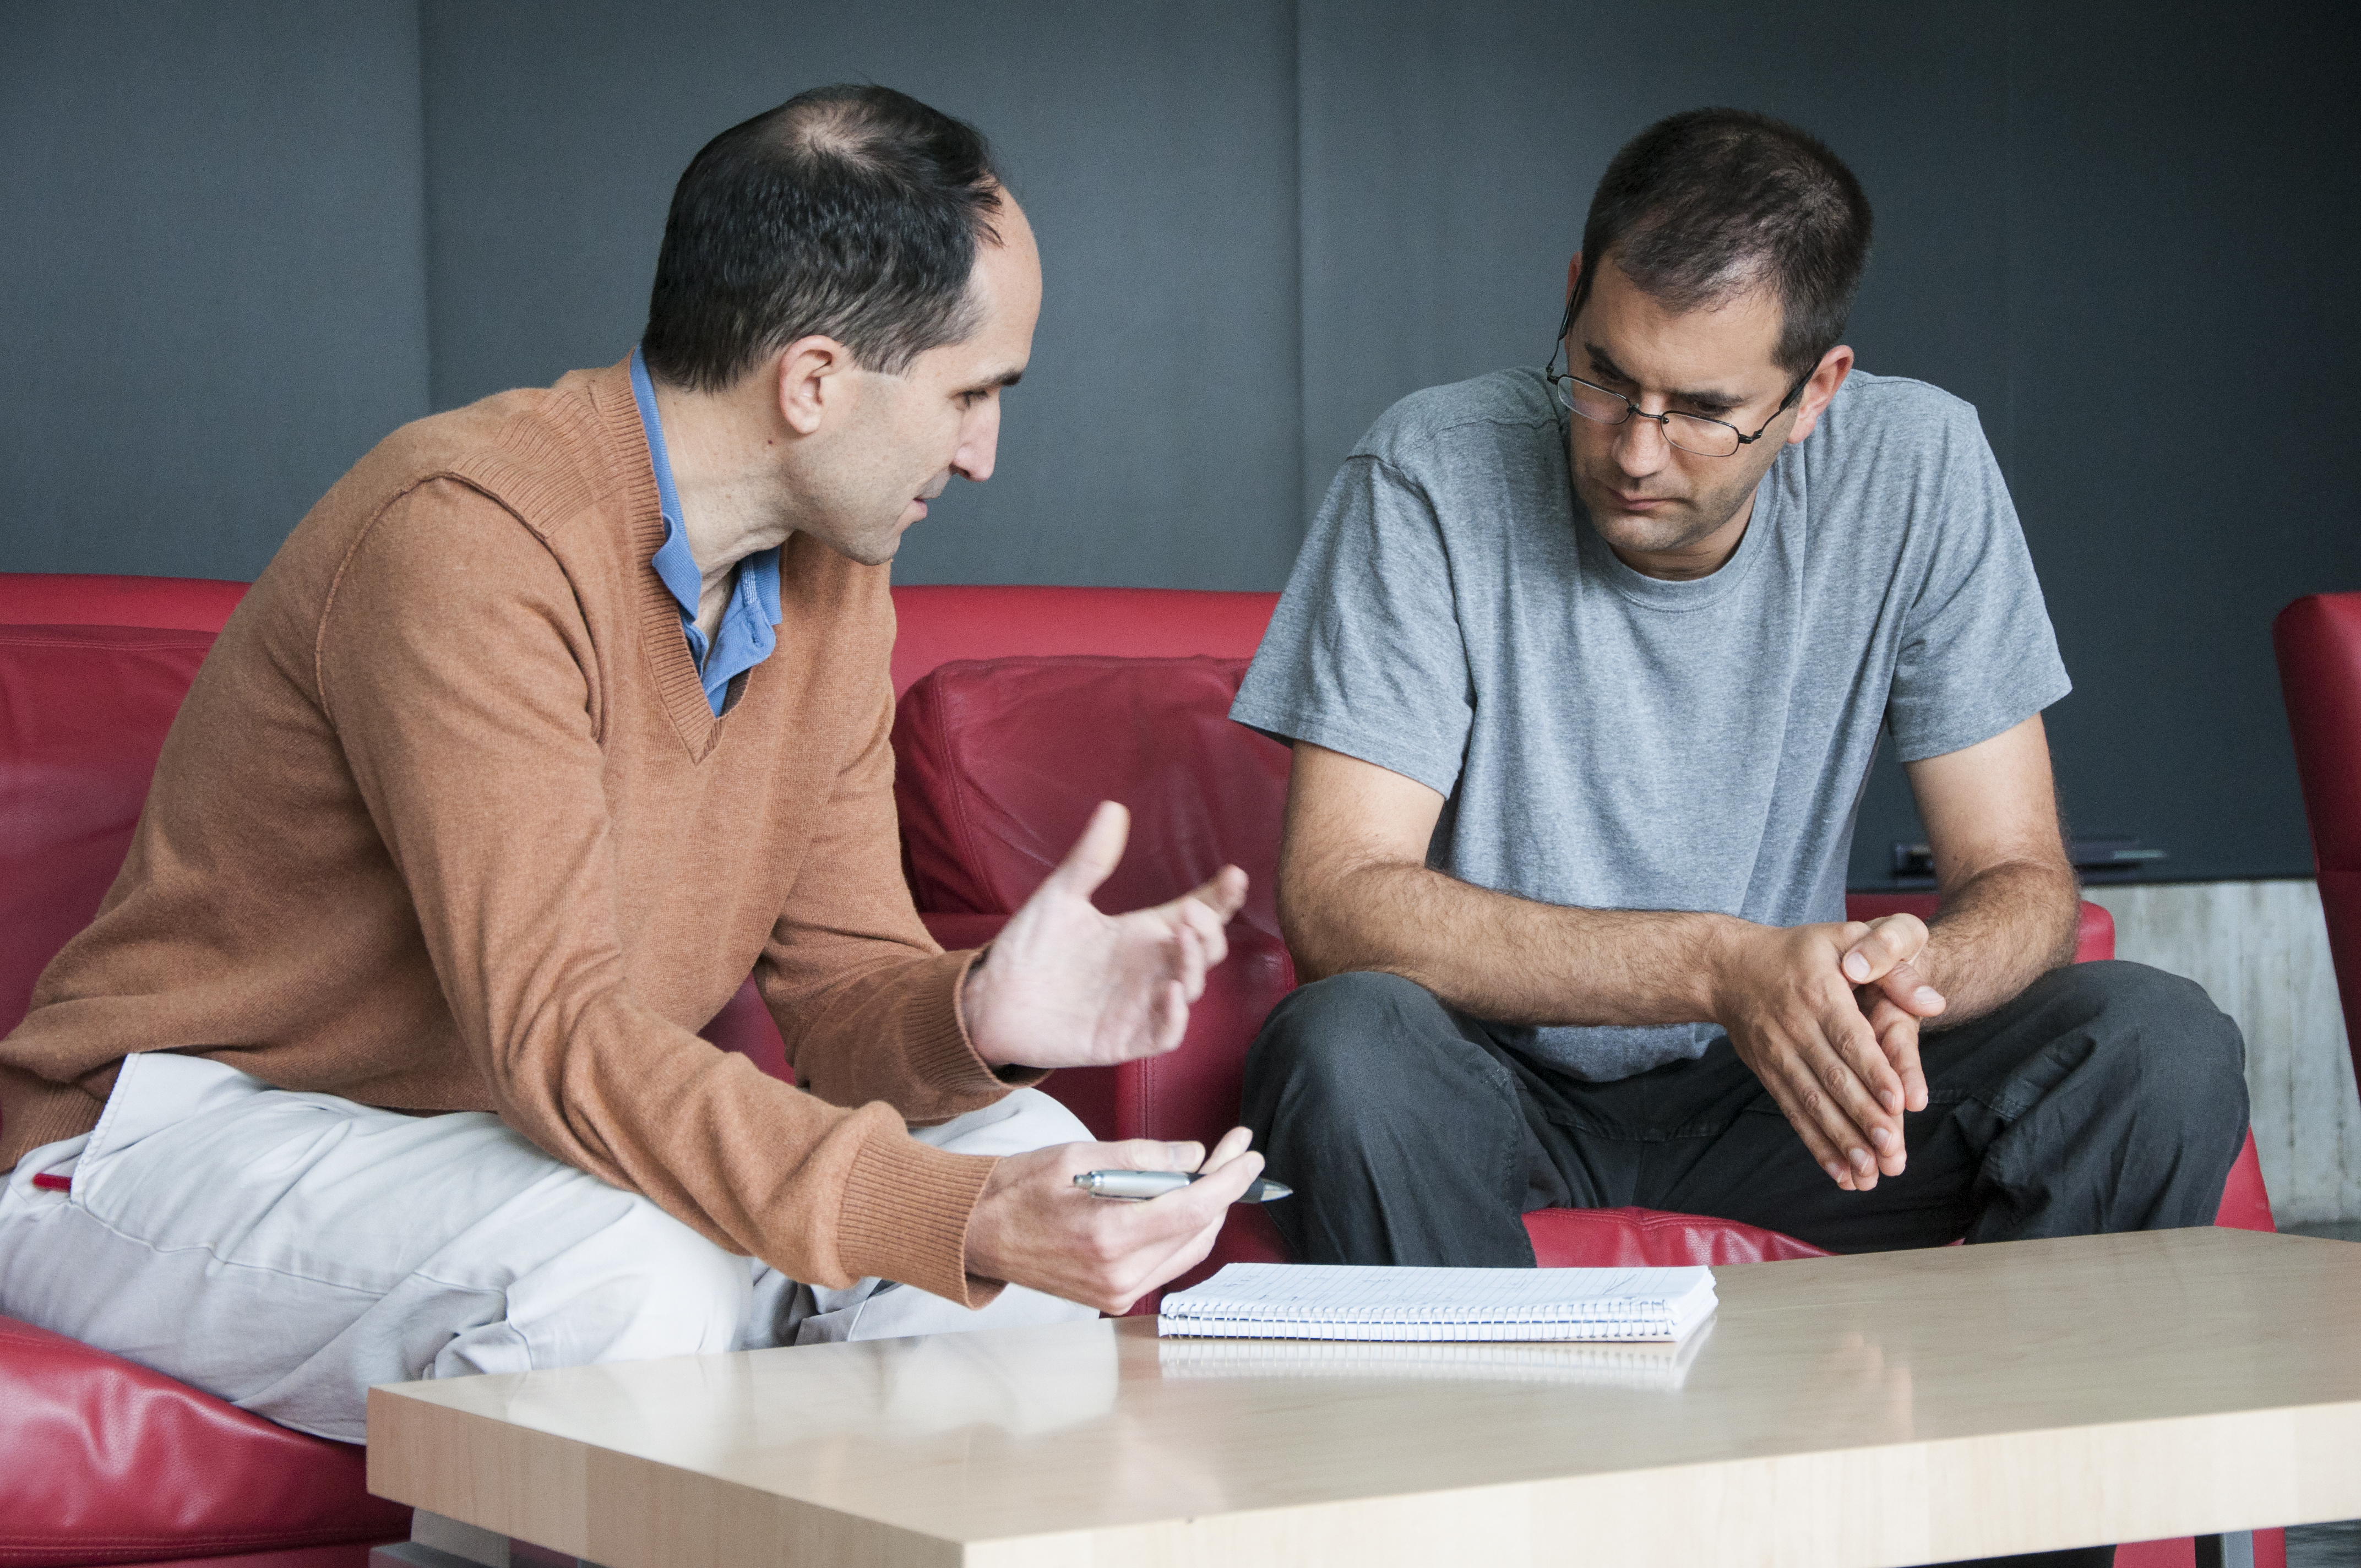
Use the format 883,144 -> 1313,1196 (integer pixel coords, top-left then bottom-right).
0,360 -> 1024,1306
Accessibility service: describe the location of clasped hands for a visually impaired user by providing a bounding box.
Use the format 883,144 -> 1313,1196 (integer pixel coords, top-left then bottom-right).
1711,914 -> 1947,1191
955,800 -> 1265,1313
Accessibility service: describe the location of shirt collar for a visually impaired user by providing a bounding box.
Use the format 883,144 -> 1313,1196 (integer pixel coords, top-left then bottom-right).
629,346 -> 705,618
629,346 -> 784,715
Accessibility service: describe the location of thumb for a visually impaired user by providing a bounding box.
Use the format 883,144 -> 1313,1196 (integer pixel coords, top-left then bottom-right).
1878,960 -> 1947,1018
1046,800 -> 1130,900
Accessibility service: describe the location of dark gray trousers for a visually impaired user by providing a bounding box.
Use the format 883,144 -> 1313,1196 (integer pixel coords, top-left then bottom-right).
1243,960 -> 2250,1264
1242,962 -> 2252,1568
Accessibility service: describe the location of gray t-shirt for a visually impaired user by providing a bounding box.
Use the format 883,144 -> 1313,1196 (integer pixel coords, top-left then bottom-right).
1232,367 -> 2070,1080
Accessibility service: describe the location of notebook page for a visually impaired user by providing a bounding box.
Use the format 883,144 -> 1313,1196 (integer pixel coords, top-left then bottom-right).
1159,1263 -> 1716,1343
1156,1317 -> 1716,1390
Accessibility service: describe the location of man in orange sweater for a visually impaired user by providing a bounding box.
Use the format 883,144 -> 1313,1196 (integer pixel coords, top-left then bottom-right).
0,84 -> 1260,1442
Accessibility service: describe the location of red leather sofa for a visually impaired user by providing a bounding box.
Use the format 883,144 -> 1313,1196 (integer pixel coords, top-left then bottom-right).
0,573 -> 2278,1568
2275,592 -> 2361,1078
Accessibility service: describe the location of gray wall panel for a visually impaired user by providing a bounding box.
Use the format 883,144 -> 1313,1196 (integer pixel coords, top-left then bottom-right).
0,1 -> 428,582
2000,2 -> 2361,882
4,2 -> 2354,880
418,0 -> 1303,591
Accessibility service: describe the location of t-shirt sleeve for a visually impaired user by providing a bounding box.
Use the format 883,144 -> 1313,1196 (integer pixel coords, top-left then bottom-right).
1883,402 -> 2072,762
1230,453 -> 1474,796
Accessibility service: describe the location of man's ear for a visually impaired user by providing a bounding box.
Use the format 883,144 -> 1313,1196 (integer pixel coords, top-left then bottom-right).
1564,252 -> 1582,306
1786,345 -> 1856,445
775,335 -> 852,436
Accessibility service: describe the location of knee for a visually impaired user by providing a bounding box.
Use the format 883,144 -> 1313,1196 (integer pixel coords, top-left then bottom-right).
1246,971 -> 1453,1115
511,1200 -> 750,1367
2044,961 -> 2249,1126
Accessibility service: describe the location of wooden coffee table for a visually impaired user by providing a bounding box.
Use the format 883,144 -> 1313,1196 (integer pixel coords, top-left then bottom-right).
367,1228 -> 2361,1567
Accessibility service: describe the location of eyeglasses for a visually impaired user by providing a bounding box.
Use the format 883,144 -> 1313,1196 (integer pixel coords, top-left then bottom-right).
1544,339 -> 1809,459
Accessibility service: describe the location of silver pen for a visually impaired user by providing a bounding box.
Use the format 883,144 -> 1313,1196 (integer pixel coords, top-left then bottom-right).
1074,1169 -> 1293,1204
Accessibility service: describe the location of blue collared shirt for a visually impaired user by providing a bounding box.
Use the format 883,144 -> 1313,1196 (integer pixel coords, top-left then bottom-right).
629,346 -> 781,716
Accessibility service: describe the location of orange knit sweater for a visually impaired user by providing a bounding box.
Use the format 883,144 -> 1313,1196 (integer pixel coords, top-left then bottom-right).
0,360 -> 1030,1307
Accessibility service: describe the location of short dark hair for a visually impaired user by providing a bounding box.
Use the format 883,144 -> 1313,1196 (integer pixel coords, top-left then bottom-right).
640,84 -> 1004,391
1565,108 -> 1872,379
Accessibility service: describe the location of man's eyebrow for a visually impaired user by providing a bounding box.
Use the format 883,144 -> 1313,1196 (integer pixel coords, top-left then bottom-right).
1580,340 -> 1748,412
963,368 -> 1024,395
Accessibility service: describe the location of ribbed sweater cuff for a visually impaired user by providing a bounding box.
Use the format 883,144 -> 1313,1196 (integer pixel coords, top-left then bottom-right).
0,1068 -> 107,1173
836,1134 -> 1003,1308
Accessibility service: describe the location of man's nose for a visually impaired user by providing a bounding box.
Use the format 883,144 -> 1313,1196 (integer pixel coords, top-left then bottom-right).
952,401 -> 1002,483
1613,412 -> 1672,476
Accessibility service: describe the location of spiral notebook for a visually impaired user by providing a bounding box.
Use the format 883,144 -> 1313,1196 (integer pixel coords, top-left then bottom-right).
1156,1317 -> 1716,1389
1156,1262 -> 1717,1343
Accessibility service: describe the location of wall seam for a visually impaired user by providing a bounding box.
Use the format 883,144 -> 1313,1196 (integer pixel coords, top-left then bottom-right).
1288,0 -> 1311,556
2000,0 -> 2019,476
410,0 -> 434,420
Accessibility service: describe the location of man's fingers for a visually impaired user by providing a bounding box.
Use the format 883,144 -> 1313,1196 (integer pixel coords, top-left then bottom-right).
1107,1137 -> 1204,1172
1875,959 -> 1946,1019
1046,800 -> 1131,900
1782,1049 -> 1881,1189
1196,1125 -> 1255,1173
1183,864 -> 1250,923
1866,995 -> 1930,1114
1113,1150 -> 1266,1308
1762,1062 -> 1859,1189
1173,923 -> 1207,1003
1172,892 -> 1231,974
1838,913 -> 1930,986
1117,1167 -> 1260,1309
1147,977 -> 1189,1054
1789,999 -> 1905,1180
1158,1148 -> 1262,1212
1810,986 -> 1904,1136
1820,989 -> 1906,1125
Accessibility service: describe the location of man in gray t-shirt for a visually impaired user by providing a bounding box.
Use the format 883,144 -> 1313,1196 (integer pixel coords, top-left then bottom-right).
1233,109 -> 2246,1277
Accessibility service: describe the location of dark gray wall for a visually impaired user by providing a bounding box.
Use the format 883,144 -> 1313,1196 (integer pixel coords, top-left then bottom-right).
4,0 -> 2357,883
417,0 -> 1303,592
1,2 -> 429,582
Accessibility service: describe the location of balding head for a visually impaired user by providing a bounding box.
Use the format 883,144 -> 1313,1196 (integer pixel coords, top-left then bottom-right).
641,84 -> 1007,391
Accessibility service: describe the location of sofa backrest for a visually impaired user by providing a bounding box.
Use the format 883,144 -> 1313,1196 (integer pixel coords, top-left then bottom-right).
886,585 -> 1279,694
894,655 -> 1292,941
0,571 -> 247,633
0,625 -> 216,1034
2274,591 -> 2361,1070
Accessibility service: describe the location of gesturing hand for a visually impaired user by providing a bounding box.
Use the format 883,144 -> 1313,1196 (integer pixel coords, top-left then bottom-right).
961,801 -> 1249,1071
966,1129 -> 1264,1313
1710,914 -> 1946,1191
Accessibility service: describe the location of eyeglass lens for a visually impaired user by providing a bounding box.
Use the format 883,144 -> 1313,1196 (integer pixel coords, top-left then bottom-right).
1549,376 -> 1742,458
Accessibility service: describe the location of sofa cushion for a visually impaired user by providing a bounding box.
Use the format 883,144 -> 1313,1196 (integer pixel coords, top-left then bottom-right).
893,655 -> 1291,942
0,1315 -> 409,1567
1522,1206 -> 1830,1265
1,625 -> 215,1038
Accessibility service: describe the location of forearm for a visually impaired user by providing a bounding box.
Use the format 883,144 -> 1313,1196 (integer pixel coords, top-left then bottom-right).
1916,859 -> 2081,1027
1284,858 -> 1737,1028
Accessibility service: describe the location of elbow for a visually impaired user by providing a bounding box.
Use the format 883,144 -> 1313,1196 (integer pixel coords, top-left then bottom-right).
1277,868 -> 1351,986
2052,873 -> 2088,972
